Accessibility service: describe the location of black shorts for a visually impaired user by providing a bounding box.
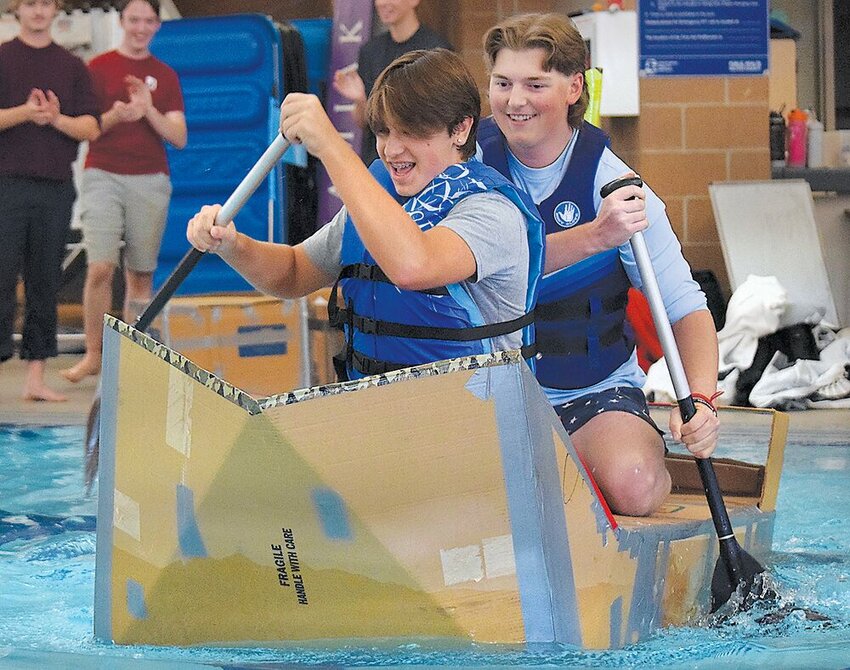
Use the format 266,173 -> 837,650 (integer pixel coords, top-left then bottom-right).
554,386 -> 664,437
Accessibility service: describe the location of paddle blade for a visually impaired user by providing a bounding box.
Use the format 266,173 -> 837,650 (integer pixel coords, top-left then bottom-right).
710,546 -> 767,612
84,394 -> 101,492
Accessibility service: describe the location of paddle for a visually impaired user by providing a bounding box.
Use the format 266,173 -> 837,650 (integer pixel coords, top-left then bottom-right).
600,176 -> 765,612
83,134 -> 292,490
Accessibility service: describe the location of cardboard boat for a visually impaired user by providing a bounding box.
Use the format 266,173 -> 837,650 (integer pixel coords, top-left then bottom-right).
94,315 -> 787,649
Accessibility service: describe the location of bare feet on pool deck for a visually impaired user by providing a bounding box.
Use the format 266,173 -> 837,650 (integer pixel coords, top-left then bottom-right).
22,382 -> 68,402
24,360 -> 68,402
60,356 -> 101,384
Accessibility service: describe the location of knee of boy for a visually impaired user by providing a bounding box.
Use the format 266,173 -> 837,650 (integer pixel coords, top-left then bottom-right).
606,459 -> 671,516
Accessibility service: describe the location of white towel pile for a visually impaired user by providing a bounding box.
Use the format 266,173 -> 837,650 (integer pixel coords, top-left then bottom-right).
643,275 -> 850,410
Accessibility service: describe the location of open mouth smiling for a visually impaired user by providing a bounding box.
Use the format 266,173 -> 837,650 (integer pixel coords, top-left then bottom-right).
390,161 -> 415,176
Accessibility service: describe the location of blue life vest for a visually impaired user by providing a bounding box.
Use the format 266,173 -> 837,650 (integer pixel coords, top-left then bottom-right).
329,158 -> 544,381
479,117 -> 633,390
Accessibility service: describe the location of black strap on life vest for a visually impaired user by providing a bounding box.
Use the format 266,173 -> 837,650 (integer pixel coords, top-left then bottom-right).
535,322 -> 623,355
327,263 -> 538,379
328,265 -> 534,341
535,292 -> 627,321
345,310 -> 535,341
336,263 -> 449,295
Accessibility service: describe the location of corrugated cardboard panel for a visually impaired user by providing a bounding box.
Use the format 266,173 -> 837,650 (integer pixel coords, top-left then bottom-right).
95,319 -> 784,649
151,293 -> 306,396
96,328 -> 580,646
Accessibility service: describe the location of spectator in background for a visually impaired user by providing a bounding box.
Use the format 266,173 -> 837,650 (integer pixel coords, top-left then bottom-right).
332,0 -> 451,165
0,0 -> 100,401
62,0 -> 186,384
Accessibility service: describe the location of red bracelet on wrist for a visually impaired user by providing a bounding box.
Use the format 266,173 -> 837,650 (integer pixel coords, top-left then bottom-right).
691,391 -> 722,416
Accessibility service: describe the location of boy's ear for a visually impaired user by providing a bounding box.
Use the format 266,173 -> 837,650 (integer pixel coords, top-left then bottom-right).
567,71 -> 584,105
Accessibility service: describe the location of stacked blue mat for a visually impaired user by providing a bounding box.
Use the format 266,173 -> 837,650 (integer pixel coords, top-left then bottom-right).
150,15 -> 331,294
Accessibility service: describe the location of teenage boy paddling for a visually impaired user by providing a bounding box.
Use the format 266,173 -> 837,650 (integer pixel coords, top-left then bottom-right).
480,14 -> 720,516
188,50 -> 542,380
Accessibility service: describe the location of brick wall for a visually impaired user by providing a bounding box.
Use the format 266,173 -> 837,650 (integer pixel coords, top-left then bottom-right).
622,77 -> 770,293
453,1 -> 558,111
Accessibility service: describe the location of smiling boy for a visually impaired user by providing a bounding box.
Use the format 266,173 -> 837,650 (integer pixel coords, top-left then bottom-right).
188,50 -> 543,381
479,14 -> 720,516
62,0 -> 186,385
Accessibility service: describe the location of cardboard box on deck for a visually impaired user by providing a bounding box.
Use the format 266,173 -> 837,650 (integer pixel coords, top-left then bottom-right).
148,293 -> 307,397
146,290 -> 345,396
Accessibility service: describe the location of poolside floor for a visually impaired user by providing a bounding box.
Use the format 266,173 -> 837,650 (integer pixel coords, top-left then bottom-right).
1,352 -> 848,441
0,354 -> 98,426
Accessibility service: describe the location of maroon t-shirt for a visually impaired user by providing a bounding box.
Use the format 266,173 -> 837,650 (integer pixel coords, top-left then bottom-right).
85,50 -> 184,175
0,38 -> 99,181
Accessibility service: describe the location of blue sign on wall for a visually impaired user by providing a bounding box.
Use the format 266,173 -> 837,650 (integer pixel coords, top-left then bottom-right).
639,0 -> 769,77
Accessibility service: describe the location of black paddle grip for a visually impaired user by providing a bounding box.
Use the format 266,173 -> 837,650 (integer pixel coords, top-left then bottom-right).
600,175 -> 643,199
602,172 -> 768,611
679,395 -> 698,424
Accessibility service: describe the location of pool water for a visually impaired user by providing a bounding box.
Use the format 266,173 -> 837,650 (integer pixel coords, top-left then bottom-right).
1,422 -> 848,669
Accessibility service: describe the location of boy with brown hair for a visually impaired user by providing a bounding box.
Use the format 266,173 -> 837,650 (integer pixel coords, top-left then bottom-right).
332,0 -> 451,165
188,49 -> 542,381
479,13 -> 720,516
62,0 -> 186,384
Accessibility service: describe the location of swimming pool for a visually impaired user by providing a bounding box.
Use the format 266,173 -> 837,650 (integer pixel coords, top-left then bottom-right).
1,422 -> 848,669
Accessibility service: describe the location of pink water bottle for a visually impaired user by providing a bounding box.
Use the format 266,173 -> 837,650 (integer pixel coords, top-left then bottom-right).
786,109 -> 808,168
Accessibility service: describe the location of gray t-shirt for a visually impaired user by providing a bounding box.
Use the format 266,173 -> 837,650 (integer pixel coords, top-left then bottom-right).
302,191 -> 530,352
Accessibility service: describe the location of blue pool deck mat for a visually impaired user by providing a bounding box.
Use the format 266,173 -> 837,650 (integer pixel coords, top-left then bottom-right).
149,14 -> 286,295
289,18 -> 333,99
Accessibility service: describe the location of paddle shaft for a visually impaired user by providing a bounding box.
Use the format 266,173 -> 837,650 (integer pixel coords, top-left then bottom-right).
629,229 -> 745,589
135,134 -> 291,332
83,134 -> 291,490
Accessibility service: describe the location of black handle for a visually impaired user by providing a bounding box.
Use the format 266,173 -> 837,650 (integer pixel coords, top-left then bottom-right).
600,174 -> 746,592
600,175 -> 643,199
681,394 -> 737,554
